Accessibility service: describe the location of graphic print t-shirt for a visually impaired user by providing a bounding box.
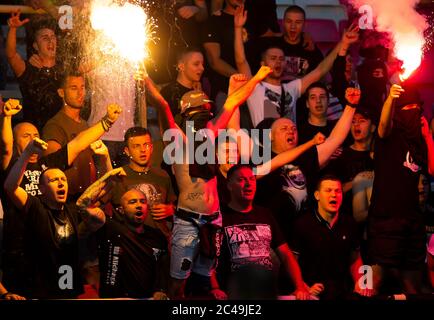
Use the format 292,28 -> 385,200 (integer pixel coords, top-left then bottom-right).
255,148 -> 320,241
218,205 -> 285,276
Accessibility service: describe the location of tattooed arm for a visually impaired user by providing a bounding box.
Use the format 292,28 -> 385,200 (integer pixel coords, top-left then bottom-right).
76,168 -> 126,238
76,167 -> 126,210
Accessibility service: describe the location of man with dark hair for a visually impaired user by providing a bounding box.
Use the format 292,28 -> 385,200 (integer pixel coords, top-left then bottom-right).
290,175 -> 373,300
297,82 -> 336,144
77,170 -> 170,299
109,126 -> 176,242
3,139 -> 104,298
6,11 -> 63,130
233,6 -> 359,128
43,73 -> 118,196
368,84 -> 434,295
211,164 -> 311,299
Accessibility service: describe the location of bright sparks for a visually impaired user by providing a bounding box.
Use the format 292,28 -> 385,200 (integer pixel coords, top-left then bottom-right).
90,0 -> 150,64
395,34 -> 425,80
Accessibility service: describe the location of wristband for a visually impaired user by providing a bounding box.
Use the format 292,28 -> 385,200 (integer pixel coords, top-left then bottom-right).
346,102 -> 359,108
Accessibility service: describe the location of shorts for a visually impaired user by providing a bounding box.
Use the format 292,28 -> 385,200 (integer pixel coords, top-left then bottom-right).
170,208 -> 222,280
368,216 -> 426,269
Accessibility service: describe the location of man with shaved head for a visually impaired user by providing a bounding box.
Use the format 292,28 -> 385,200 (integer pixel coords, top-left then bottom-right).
77,170 -> 169,299
4,138 -> 104,298
255,88 -> 361,242
0,98 -> 121,296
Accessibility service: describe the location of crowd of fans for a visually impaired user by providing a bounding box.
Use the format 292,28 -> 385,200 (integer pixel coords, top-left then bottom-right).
0,0 -> 433,300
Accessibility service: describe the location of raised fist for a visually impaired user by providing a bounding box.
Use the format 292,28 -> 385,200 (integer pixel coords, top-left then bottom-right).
3,99 -> 22,117
106,104 -> 122,123
255,65 -> 272,81
345,87 -> 361,106
90,140 -> 109,157
312,132 -> 326,145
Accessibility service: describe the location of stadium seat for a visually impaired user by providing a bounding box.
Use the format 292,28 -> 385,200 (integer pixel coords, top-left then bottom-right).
304,19 -> 340,43
304,4 -> 348,27
304,19 -> 340,56
294,0 -> 340,6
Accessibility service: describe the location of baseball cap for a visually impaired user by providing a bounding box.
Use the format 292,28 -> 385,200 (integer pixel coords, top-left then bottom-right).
179,90 -> 213,114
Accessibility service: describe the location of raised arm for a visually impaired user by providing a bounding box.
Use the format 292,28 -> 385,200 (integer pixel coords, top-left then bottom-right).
75,168 -> 126,238
90,140 -> 113,176
300,24 -> 359,94
140,74 -> 178,131
255,133 -> 325,177
233,5 -> 252,78
378,84 -> 404,138
207,67 -> 271,136
5,11 -> 29,77
0,99 -> 22,170
76,167 -> 126,211
66,104 -> 121,166
421,116 -> 434,176
177,0 -> 208,22
4,138 -> 47,209
203,40 -> 238,77
317,88 -> 359,168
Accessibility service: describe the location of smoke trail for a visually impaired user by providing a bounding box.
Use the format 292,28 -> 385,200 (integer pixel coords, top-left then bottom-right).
350,0 -> 429,79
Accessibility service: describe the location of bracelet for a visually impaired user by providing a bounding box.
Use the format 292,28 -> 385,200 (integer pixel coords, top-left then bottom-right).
0,291 -> 10,299
100,115 -> 113,132
346,102 -> 359,108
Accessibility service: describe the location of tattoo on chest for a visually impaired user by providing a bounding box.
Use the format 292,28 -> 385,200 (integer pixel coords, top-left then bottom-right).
186,192 -> 204,201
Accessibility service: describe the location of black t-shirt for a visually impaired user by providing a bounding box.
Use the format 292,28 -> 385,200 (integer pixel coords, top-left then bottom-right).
160,81 -> 192,118
297,121 -> 336,145
1,147 -> 69,294
98,215 -> 168,298
329,147 -> 374,183
244,0 -> 280,39
290,210 -> 360,300
23,196 -> 82,298
255,147 -> 320,241
216,168 -> 231,204
17,62 -> 64,131
370,130 -> 426,220
217,205 -> 285,289
327,147 -> 374,215
202,11 -> 236,97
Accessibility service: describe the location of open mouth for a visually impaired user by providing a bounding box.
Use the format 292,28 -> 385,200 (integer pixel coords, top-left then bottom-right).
287,137 -> 294,144
354,129 -> 361,135
57,190 -> 66,196
329,200 -> 337,205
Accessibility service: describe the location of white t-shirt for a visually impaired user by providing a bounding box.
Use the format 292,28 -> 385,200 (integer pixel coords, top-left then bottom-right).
247,79 -> 302,128
87,58 -> 136,142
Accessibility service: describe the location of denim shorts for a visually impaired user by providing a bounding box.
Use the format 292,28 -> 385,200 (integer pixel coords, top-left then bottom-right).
170,210 -> 222,279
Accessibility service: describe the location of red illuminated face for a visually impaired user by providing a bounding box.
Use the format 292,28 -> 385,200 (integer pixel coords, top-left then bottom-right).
315,179 -> 343,215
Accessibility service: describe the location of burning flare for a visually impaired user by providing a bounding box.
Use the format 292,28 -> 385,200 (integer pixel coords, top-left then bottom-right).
90,0 -> 150,64
350,0 -> 428,80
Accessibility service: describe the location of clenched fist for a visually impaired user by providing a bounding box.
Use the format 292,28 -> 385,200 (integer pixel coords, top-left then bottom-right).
2,99 -> 22,117
106,104 -> 122,123
388,84 -> 405,100
345,87 -> 361,106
